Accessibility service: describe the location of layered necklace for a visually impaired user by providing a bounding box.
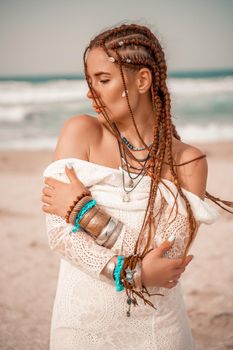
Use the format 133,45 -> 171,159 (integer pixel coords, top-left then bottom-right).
114,125 -> 154,202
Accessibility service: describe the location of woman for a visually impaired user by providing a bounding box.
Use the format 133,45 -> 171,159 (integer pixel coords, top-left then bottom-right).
42,23 -> 230,349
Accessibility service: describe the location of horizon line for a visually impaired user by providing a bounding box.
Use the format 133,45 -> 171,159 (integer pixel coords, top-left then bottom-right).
0,67 -> 233,81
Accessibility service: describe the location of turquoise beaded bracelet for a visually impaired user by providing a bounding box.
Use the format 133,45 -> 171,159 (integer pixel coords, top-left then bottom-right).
72,199 -> 97,232
114,255 -> 125,292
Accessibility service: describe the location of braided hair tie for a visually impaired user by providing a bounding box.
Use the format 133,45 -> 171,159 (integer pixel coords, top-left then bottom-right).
120,254 -> 164,317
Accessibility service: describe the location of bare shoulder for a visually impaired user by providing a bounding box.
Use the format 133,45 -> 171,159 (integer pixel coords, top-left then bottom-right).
54,114 -> 102,161
173,139 -> 208,199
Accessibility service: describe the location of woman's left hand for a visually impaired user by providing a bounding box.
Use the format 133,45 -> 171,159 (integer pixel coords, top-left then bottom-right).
42,163 -> 88,217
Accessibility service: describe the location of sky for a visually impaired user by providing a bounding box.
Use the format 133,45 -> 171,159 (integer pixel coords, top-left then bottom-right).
0,0 -> 233,76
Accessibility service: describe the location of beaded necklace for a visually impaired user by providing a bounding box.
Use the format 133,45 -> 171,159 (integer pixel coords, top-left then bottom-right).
120,133 -> 153,151
121,140 -> 151,180
113,123 -> 154,202
117,140 -> 152,202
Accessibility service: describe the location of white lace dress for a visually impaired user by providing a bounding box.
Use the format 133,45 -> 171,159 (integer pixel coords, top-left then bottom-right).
43,158 -> 220,350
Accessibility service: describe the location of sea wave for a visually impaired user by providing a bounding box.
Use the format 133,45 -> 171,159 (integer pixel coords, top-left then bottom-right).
0,76 -> 233,106
0,106 -> 30,122
0,80 -> 87,105
0,75 -> 232,148
178,123 -> 233,142
168,76 -> 233,95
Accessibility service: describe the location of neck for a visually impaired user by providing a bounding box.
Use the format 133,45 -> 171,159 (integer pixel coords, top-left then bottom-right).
115,98 -> 155,147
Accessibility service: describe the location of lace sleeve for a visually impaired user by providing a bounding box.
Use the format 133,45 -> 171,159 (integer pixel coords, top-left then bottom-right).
154,203 -> 200,259
153,180 -> 220,259
45,213 -> 119,280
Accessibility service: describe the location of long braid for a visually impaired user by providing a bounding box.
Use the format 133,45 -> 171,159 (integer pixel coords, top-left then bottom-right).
83,23 -> 233,309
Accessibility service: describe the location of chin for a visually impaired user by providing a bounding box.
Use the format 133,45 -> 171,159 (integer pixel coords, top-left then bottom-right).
96,111 -> 122,125
97,113 -> 108,124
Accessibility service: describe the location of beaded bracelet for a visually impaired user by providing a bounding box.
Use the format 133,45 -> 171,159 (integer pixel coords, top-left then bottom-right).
65,190 -> 91,223
68,195 -> 92,225
72,199 -> 97,232
113,255 -> 125,292
68,195 -> 122,247
67,192 -> 123,248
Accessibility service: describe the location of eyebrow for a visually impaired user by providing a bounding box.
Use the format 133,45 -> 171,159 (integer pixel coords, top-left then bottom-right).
89,72 -> 111,78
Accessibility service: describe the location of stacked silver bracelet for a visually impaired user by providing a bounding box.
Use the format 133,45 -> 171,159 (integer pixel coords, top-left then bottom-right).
102,255 -> 143,291
96,217 -> 123,248
133,259 -> 143,291
104,260 -> 116,280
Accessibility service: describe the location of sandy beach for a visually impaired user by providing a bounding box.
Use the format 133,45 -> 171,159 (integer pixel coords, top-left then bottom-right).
0,142 -> 233,350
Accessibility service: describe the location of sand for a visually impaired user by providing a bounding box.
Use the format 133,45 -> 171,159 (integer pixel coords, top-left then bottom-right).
0,142 -> 233,350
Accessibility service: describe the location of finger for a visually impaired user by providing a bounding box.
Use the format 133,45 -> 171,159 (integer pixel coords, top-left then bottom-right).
175,267 -> 185,273
42,186 -> 53,196
173,255 -> 193,269
172,255 -> 194,269
173,273 -> 181,280
41,195 -> 52,205
65,162 -> 81,184
182,255 -> 194,267
44,177 -> 61,188
42,204 -> 53,214
162,280 -> 178,289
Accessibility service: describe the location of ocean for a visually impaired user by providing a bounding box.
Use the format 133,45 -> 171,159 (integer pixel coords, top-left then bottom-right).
0,69 -> 232,150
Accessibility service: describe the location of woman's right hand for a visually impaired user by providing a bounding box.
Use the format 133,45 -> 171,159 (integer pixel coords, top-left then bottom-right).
141,240 -> 193,289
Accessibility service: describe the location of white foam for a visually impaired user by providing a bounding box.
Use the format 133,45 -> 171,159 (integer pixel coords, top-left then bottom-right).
178,123 -> 233,142
168,77 -> 233,95
0,80 -> 88,104
0,106 -> 30,122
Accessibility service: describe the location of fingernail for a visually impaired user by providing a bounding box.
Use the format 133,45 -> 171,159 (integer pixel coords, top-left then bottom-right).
66,162 -> 73,169
168,233 -> 176,242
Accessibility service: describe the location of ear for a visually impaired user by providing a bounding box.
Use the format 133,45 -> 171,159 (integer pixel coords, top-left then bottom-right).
136,68 -> 152,94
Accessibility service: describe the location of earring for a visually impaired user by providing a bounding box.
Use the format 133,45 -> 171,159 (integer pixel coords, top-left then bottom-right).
122,90 -> 128,97
108,57 -> 115,62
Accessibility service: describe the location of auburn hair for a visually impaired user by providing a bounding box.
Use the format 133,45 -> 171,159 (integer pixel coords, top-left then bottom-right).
83,23 -> 233,259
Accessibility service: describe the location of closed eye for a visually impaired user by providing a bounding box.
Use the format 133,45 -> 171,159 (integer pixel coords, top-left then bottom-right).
100,80 -> 110,84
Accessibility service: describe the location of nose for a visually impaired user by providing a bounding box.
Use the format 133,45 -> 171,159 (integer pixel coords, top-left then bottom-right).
86,88 -> 99,100
86,89 -> 92,99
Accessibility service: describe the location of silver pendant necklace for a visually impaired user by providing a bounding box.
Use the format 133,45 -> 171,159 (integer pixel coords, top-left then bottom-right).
118,143 -> 149,202
114,124 -> 152,202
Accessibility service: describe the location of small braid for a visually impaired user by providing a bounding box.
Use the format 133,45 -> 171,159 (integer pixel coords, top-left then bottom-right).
83,23 -> 233,307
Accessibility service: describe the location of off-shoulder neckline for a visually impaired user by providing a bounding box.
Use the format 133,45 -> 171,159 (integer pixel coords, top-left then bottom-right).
48,157 -> 206,203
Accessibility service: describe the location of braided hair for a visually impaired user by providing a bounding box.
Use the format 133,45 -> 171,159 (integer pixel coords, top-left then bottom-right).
83,23 -> 233,286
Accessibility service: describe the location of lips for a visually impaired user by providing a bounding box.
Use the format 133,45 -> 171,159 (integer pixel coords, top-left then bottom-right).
92,105 -> 105,113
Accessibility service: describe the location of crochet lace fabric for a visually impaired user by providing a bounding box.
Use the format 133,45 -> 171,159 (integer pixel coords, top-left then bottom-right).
43,158 -> 219,350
